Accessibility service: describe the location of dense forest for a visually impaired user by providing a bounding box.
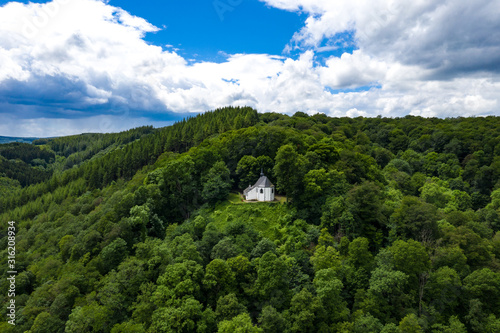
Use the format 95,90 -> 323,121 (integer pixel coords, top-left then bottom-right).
1,107 -> 500,332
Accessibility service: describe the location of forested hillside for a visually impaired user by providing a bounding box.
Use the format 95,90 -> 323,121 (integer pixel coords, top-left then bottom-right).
1,107 -> 500,332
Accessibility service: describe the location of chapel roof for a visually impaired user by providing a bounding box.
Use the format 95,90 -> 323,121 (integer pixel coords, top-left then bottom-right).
254,174 -> 273,188
243,170 -> 274,195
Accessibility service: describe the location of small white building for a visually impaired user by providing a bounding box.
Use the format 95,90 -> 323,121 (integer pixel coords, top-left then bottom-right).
243,171 -> 275,201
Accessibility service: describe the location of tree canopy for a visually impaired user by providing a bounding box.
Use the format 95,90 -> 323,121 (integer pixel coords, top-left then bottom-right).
1,107 -> 500,332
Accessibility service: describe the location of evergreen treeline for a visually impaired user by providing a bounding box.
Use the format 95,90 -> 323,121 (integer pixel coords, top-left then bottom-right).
0,107 -> 259,213
34,127 -> 155,169
0,143 -> 55,187
0,157 -> 52,187
1,107 -> 500,332
0,142 -> 55,165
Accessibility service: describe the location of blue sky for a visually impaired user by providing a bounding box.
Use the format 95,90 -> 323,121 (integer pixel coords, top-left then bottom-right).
110,0 -> 307,62
2,0 -> 308,61
0,0 -> 499,137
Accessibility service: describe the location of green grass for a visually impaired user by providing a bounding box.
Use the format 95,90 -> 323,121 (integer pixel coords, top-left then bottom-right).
227,192 -> 287,204
228,192 -> 244,204
205,195 -> 293,240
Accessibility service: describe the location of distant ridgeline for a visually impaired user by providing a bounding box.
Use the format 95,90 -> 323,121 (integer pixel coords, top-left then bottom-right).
1,107 -> 500,332
0,136 -> 39,144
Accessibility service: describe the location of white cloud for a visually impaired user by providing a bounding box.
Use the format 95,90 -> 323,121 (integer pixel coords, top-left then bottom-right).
0,0 -> 499,137
263,0 -> 500,76
318,51 -> 388,89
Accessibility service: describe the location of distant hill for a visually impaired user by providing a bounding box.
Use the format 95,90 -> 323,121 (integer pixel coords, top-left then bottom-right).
0,136 -> 38,144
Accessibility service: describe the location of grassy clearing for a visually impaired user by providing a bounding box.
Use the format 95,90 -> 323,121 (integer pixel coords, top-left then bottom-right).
228,192 -> 244,204
228,192 -> 288,204
205,194 -> 292,240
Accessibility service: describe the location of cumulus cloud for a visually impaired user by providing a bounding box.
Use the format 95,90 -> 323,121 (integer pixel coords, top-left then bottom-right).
263,0 -> 500,76
0,0 -> 499,137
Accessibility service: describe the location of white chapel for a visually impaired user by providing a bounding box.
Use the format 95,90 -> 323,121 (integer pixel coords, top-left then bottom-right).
243,170 -> 275,202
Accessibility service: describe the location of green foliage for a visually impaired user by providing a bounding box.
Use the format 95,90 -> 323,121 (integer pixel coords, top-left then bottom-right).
285,289 -> 324,333
3,110 -> 500,332
390,196 -> 440,242
273,144 -> 306,201
203,259 -> 236,301
310,245 -> 341,272
336,150 -> 384,184
348,237 -> 374,269
251,238 -> 277,258
389,239 -> 430,278
307,139 -> 340,166
154,260 -> 204,302
0,155 -> 52,186
100,238 -> 128,273
110,321 -> 145,333
398,313 -> 423,333
425,266 -> 462,319
353,313 -> 383,333
236,155 -> 274,190
0,175 -> 21,195
258,305 -> 286,333
463,268 -> 500,315
202,161 -> 233,205
217,313 -> 263,333
202,200 -> 290,240
314,268 -> 349,322
149,297 -> 204,333
0,142 -> 55,164
155,155 -> 197,220
65,302 -> 113,333
30,312 -> 64,333
215,293 -> 246,321
431,315 -> 467,333
253,252 -> 290,310
344,181 -> 386,242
